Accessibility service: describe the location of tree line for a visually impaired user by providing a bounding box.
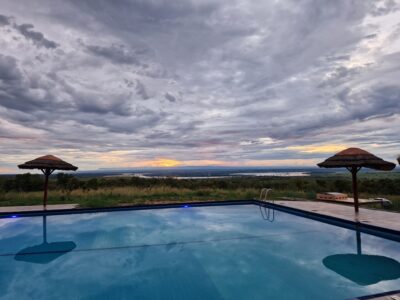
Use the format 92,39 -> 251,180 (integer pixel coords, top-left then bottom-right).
1,173 -> 400,195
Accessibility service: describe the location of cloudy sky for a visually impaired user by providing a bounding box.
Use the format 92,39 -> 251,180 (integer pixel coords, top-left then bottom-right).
1,0 -> 400,173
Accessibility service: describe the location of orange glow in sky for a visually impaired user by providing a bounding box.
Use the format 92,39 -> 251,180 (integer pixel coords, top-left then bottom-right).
286,144 -> 348,154
126,158 -> 183,168
152,158 -> 182,167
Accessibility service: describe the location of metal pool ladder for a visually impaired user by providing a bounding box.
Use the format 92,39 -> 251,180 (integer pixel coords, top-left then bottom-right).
259,188 -> 275,222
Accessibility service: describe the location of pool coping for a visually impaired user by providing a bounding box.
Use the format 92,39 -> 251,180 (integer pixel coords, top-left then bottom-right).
264,201 -> 400,242
0,199 -> 399,242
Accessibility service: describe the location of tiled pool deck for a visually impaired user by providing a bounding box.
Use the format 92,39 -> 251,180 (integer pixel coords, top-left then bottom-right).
350,290 -> 400,300
0,204 -> 78,213
370,293 -> 400,300
274,201 -> 400,232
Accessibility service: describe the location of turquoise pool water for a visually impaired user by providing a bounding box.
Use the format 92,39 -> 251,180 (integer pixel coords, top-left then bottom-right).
0,204 -> 399,299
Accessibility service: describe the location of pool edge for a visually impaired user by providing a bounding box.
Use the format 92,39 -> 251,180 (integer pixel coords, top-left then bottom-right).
1,199 -> 399,242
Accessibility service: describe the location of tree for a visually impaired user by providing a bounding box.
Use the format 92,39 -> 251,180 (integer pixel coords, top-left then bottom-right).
2,179 -> 15,192
14,173 -> 42,192
334,179 -> 351,193
57,173 -> 74,192
294,179 -> 306,191
86,178 -> 99,190
316,179 -> 327,188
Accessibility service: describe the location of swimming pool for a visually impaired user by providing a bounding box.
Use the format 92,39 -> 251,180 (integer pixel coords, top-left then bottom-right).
0,202 -> 399,299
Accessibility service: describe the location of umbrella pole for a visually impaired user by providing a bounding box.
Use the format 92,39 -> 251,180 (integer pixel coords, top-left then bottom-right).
351,167 -> 360,214
356,228 -> 362,255
43,169 -> 49,210
41,169 -> 54,210
43,215 -> 47,244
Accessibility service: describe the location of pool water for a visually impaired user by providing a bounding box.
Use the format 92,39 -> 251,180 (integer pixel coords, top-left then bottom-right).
0,204 -> 399,300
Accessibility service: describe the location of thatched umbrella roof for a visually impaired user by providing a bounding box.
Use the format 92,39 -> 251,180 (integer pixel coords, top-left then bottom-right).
323,229 -> 400,286
18,155 -> 78,209
317,148 -> 395,213
317,148 -> 395,171
15,216 -> 76,264
18,155 -> 78,171
323,254 -> 400,286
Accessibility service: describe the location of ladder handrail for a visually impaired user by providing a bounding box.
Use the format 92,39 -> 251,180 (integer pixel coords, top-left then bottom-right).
259,188 -> 275,222
259,188 -> 273,202
259,204 -> 275,222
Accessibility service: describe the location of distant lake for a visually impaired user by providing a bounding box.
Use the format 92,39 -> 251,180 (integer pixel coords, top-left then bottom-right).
105,173 -> 232,179
105,171 -> 310,179
71,166 -> 356,179
231,172 -> 310,177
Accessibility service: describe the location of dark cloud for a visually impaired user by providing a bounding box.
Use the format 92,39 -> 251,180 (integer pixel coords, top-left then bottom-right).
364,33 -> 377,39
0,54 -> 22,81
164,92 -> 176,102
0,0 -> 399,170
85,43 -> 143,65
69,0 -> 219,24
0,14 -> 58,48
0,14 -> 11,26
348,85 -> 400,120
75,96 -> 133,116
135,80 -> 150,100
0,54 -> 44,112
15,23 -> 58,49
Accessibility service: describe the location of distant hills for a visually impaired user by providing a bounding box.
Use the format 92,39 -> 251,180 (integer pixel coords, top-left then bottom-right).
1,165 -> 397,178
74,166 -> 340,178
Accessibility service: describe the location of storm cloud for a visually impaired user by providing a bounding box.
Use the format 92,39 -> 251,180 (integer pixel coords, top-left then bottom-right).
85,43 -> 143,66
0,14 -> 58,48
0,0 -> 400,172
15,23 -> 58,49
0,15 -> 11,26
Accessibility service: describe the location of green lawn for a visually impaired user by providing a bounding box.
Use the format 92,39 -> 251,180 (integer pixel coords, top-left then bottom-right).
1,186 -> 399,212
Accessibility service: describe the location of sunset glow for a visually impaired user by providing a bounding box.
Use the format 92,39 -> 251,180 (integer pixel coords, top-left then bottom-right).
286,144 -> 348,154
149,158 -> 182,167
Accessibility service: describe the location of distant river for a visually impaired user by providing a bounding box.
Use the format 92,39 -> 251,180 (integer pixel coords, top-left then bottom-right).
231,172 -> 310,177
106,172 -> 310,179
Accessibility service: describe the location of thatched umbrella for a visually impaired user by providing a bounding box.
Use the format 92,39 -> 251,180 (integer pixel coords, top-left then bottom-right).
317,148 -> 395,213
323,229 -> 400,285
324,254 -> 400,285
15,215 -> 76,264
18,155 -> 78,209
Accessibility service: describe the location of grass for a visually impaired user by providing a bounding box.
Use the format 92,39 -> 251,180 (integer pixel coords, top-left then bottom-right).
359,193 -> 400,212
0,186 -> 312,208
0,185 -> 399,212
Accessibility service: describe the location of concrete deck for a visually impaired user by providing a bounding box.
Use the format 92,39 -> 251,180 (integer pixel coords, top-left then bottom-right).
369,293 -> 400,300
0,204 -> 78,213
318,198 -> 384,205
275,201 -> 400,232
351,291 -> 400,300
